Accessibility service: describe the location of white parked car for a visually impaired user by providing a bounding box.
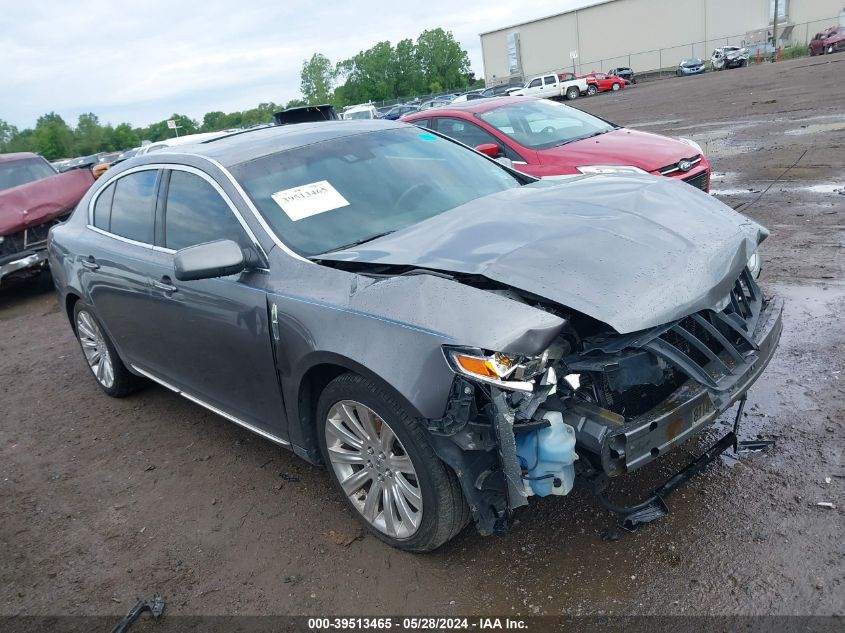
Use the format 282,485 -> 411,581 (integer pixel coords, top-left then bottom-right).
342,104 -> 380,120
135,131 -> 233,155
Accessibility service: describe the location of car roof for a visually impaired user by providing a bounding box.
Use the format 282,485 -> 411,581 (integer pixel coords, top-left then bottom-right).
0,152 -> 40,163
403,95 -> 539,118
147,120 -> 408,167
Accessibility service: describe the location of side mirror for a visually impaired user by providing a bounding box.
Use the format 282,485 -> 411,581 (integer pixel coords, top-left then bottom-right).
475,143 -> 501,158
174,239 -> 245,281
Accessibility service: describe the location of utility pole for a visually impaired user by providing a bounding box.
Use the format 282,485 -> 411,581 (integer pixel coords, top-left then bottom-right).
772,0 -> 779,61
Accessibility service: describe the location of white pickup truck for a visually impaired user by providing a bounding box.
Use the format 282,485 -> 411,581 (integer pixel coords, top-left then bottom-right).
507,72 -> 593,100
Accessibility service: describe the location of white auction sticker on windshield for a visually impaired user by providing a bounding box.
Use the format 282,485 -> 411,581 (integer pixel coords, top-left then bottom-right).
271,180 -> 349,221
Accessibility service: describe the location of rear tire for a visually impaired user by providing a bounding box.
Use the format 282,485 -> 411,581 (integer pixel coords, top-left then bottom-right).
566,86 -> 580,100
73,301 -> 142,398
586,84 -> 598,96
316,373 -> 469,552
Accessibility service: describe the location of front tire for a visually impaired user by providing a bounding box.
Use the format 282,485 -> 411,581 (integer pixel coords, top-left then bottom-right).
73,302 -> 141,397
611,82 -> 621,91
316,373 -> 469,551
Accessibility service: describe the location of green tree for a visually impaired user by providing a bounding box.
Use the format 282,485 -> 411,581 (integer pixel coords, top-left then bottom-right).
391,38 -> 424,97
415,28 -> 471,92
300,53 -> 335,104
201,111 -> 227,132
75,113 -> 105,155
0,119 -> 19,153
33,112 -> 74,159
6,128 -> 35,153
139,114 -> 198,143
109,123 -> 140,150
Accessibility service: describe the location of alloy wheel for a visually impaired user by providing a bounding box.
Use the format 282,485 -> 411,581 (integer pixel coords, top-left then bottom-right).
325,400 -> 422,539
76,310 -> 115,388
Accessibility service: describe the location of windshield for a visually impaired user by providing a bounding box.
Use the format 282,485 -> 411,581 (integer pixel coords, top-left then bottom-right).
682,59 -> 702,67
0,157 -> 56,191
231,127 -> 523,256
478,99 -> 615,150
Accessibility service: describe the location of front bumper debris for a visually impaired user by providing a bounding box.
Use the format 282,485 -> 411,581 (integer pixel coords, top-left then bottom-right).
428,269 -> 783,537
0,249 -> 47,284
566,284 -> 783,477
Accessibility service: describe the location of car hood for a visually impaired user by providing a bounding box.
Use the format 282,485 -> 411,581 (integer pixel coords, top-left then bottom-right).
319,174 -> 768,334
537,128 -> 698,173
0,168 -> 94,237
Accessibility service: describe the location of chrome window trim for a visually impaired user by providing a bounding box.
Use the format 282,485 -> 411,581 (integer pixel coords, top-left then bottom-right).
87,224 -> 153,250
87,163 -> 269,261
180,153 -> 312,264
131,364 -> 291,446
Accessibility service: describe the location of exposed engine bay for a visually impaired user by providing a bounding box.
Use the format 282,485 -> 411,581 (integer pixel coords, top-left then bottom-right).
425,267 -> 783,535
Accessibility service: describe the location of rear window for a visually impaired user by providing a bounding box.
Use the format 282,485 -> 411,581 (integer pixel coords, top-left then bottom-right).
109,170 -> 158,244
0,157 -> 56,191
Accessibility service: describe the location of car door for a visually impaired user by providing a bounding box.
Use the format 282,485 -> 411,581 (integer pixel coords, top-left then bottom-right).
524,77 -> 542,96
543,75 -> 558,93
140,166 -> 287,436
82,168 -> 163,368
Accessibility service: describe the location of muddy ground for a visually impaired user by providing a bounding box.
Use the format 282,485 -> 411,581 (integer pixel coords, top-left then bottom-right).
1,56 -> 843,620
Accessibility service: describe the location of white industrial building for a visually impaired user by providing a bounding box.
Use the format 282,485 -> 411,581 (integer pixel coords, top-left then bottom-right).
480,0 -> 845,84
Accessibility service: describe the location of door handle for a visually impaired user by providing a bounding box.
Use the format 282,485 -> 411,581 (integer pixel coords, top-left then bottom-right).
153,276 -> 178,293
81,255 -> 99,270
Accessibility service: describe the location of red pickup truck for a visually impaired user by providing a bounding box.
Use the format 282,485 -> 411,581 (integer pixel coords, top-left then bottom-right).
0,153 -> 94,287
809,26 -> 845,55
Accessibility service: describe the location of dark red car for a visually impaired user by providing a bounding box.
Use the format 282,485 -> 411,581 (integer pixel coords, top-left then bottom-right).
581,72 -> 625,92
401,97 -> 710,191
0,153 -> 94,287
809,26 -> 845,55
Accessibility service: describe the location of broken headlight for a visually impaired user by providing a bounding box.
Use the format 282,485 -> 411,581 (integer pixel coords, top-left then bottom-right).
443,346 -> 549,393
575,165 -> 647,175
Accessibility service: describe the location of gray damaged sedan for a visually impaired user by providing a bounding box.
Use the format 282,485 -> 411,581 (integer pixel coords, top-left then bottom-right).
49,121 -> 782,551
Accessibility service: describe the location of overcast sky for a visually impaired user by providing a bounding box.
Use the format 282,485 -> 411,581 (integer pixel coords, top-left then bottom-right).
0,0 -> 594,130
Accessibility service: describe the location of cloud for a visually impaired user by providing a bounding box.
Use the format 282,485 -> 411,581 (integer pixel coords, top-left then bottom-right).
0,0 -> 589,129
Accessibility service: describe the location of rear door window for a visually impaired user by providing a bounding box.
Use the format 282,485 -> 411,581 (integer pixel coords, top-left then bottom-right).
109,170 -> 158,244
164,170 -> 248,251
543,75 -> 557,86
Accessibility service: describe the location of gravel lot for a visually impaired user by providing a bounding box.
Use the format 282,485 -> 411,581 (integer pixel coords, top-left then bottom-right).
1,55 -> 843,621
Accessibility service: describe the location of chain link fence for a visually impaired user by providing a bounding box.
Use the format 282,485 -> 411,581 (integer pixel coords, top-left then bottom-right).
498,15 -> 842,86
364,14 -> 841,109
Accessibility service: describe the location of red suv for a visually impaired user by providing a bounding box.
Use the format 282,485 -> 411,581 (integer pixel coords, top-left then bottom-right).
401,97 -> 710,191
809,26 -> 845,55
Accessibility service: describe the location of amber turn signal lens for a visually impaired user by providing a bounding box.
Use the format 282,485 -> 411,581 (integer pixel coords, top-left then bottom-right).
455,354 -> 498,378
